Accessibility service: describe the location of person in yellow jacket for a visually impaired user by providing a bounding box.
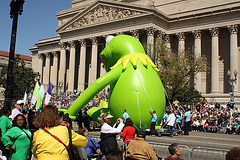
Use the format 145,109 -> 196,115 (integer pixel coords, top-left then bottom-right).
32,105 -> 88,160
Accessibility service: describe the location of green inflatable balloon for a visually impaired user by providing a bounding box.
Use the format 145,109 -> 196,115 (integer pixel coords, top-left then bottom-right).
59,35 -> 166,130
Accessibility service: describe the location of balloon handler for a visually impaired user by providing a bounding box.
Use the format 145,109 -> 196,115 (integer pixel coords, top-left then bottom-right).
59,35 -> 166,130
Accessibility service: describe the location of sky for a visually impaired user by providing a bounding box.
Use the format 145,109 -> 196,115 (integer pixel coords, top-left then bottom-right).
0,0 -> 73,56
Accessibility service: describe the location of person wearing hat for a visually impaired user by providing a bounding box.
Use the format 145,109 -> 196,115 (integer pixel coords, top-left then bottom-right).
9,100 -> 24,121
127,130 -> 158,160
97,113 -> 124,156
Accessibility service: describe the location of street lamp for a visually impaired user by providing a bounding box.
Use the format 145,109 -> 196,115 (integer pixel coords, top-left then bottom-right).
58,80 -> 63,94
5,0 -> 25,108
227,69 -> 238,102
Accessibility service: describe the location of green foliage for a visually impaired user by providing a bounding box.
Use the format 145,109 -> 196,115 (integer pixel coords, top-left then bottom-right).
151,39 -> 209,104
0,55 -> 40,101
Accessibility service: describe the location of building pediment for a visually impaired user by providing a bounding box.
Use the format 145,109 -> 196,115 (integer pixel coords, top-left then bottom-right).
56,1 -> 153,33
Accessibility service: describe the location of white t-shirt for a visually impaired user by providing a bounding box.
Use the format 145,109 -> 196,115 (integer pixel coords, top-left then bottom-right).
101,122 -> 125,134
167,113 -> 176,126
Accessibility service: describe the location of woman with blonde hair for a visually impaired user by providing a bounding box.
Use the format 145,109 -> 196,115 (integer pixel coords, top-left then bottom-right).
32,105 -> 88,160
97,113 -> 124,157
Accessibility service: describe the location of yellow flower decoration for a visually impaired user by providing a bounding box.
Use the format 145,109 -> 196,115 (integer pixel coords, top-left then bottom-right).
110,53 -> 159,72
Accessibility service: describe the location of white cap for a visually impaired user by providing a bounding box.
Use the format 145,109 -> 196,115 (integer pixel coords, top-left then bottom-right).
106,35 -> 114,44
104,114 -> 113,119
17,100 -> 24,105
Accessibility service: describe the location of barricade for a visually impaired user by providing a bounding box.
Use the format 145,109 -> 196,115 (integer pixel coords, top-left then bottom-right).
148,142 -> 190,160
191,146 -> 229,160
124,140 -> 190,160
90,135 -> 229,160
90,135 -> 124,146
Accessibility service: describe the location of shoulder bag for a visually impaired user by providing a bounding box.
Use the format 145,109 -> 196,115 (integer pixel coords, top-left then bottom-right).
66,127 -> 81,160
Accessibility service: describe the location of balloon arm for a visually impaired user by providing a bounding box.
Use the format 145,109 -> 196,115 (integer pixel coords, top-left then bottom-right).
65,65 -> 122,119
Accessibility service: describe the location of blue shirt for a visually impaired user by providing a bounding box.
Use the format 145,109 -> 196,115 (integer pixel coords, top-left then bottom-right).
85,136 -> 100,156
123,112 -> 129,123
151,113 -> 157,122
163,113 -> 169,121
99,113 -> 104,117
184,111 -> 191,122
176,115 -> 182,123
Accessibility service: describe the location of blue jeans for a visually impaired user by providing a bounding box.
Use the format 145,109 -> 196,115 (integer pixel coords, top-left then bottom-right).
168,125 -> 174,136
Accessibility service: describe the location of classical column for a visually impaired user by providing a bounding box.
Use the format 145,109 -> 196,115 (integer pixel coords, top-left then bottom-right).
89,37 -> 98,85
78,39 -> 86,92
209,27 -> 220,94
51,51 -> 59,93
43,52 -> 51,90
100,37 -> 107,77
59,42 -> 67,92
165,34 -> 171,49
68,41 -> 77,92
176,32 -> 185,54
146,27 -> 155,59
228,25 -> 239,92
38,53 -> 44,84
192,30 -> 202,92
154,30 -> 164,66
130,29 -> 139,40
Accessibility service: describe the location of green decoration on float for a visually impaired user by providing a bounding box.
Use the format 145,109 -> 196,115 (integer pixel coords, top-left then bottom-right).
59,35 -> 166,130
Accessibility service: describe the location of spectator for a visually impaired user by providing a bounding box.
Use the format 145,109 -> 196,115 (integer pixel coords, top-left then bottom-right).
106,149 -> 124,160
126,130 -> 158,160
164,143 -> 183,160
0,129 -> 7,160
32,105 -> 88,159
192,118 -> 200,132
149,110 -> 157,135
97,113 -> 124,156
78,127 -> 101,158
225,147 -> 240,160
1,114 -> 32,160
120,118 -> 135,144
59,112 -> 71,128
0,107 -> 12,136
9,100 -> 24,121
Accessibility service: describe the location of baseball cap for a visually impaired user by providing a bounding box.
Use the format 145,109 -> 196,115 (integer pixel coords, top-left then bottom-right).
17,100 -> 24,105
104,114 -> 113,119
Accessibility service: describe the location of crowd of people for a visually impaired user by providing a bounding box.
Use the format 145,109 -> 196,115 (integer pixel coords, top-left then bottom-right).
0,93 -> 240,159
161,98 -> 240,136
50,89 -> 109,110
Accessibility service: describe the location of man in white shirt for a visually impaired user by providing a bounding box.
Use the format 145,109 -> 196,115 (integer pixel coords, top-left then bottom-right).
167,110 -> 176,137
9,100 -> 23,121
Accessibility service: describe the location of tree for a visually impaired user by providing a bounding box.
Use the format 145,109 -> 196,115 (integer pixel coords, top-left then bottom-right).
0,55 -> 40,101
149,39 -> 208,104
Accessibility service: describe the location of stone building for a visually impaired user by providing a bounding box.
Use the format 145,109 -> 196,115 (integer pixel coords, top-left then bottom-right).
30,0 -> 240,103
0,50 -> 32,101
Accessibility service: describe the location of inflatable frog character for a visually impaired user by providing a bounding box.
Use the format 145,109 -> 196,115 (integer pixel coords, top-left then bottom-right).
59,35 -> 166,130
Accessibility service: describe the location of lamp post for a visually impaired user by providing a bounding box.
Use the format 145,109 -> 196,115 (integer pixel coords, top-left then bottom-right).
227,69 -> 238,102
4,0 -> 25,108
58,80 -> 63,94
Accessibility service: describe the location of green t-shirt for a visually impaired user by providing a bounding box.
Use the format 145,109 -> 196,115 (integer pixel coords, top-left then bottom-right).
0,115 -> 12,136
1,127 -> 32,160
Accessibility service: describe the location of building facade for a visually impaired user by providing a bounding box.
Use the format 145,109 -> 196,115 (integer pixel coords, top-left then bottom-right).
0,50 -> 32,101
30,0 -> 240,103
